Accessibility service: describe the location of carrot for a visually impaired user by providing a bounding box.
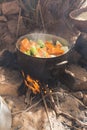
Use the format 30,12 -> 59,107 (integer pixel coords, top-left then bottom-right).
20,38 -> 30,52
45,41 -> 64,55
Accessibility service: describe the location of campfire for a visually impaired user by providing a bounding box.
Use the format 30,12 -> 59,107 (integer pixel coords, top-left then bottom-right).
22,71 -> 40,94
0,0 -> 87,130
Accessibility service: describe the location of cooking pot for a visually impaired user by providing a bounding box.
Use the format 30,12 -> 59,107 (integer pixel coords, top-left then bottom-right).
16,33 -> 72,81
69,7 -> 87,33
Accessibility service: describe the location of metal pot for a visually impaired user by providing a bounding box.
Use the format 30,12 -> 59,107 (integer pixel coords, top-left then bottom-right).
69,7 -> 87,33
16,33 -> 72,81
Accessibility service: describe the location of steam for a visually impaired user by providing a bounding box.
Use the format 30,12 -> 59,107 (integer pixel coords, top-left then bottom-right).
27,30 -> 49,42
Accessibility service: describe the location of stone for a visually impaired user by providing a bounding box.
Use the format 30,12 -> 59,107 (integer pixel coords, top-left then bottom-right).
1,32 -> 15,44
7,19 -> 17,35
0,22 -> 8,36
75,32 -> 87,60
0,96 -> 12,130
74,81 -> 87,91
67,64 -> 87,91
0,15 -> 7,21
83,94 -> 87,106
68,49 -> 81,64
0,67 -> 22,96
72,91 -> 83,100
2,0 -> 20,15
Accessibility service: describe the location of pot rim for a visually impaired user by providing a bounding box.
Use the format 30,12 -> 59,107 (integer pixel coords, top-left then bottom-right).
69,7 -> 87,22
16,33 -> 71,60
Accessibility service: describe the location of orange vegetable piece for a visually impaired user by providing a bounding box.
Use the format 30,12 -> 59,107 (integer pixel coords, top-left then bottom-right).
20,38 -> 30,52
56,43 -> 62,48
45,41 -> 64,56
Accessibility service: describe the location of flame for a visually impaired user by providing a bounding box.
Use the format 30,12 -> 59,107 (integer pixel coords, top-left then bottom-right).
22,71 -> 40,94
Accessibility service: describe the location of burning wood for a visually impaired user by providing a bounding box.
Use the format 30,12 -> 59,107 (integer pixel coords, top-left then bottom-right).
22,71 -> 40,94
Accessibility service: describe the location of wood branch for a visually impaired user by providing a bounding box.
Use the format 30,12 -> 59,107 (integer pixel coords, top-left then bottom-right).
16,7 -> 21,38
37,0 -> 45,31
58,111 -> 87,127
12,98 -> 42,115
41,90 -> 53,130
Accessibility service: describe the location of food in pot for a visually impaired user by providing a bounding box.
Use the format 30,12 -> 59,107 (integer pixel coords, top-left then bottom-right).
19,38 -> 68,58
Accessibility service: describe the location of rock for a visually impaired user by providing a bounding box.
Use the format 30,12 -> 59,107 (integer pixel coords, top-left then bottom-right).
83,94 -> 87,106
7,19 -> 17,35
7,14 -> 18,21
72,91 -> 83,100
1,32 -> 16,44
0,96 -> 12,130
0,16 -> 7,21
0,67 -> 22,96
0,32 -> 16,52
59,64 -> 87,91
0,50 -> 18,69
75,32 -> 87,60
67,64 -> 87,91
74,81 -> 87,91
68,48 -> 81,64
0,22 -> 8,36
7,16 -> 27,37
2,0 -> 20,15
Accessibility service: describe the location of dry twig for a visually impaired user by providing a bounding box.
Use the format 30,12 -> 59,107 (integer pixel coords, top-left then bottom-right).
36,0 -> 45,31
12,98 -> 42,115
41,90 -> 53,130
12,89 -> 87,128
16,7 -> 22,38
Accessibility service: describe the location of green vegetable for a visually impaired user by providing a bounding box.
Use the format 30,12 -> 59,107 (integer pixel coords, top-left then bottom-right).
56,40 -> 60,44
37,40 -> 45,48
30,46 -> 38,56
24,50 -> 30,55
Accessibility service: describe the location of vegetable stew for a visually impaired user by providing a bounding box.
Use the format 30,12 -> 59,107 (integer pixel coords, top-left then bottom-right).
20,38 -> 69,58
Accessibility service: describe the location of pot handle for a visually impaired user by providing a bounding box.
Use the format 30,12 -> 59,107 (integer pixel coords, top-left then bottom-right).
56,60 -> 68,66
48,60 -> 68,77
48,60 -> 68,72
